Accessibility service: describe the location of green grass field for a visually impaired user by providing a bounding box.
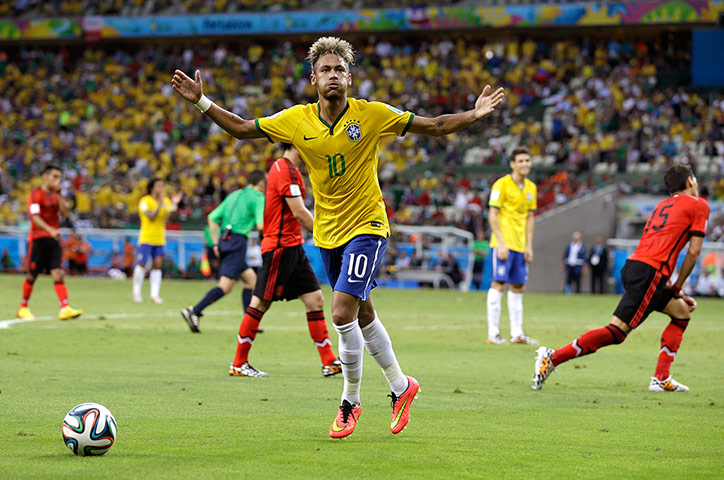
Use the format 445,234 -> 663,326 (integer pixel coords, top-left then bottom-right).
1,274 -> 722,479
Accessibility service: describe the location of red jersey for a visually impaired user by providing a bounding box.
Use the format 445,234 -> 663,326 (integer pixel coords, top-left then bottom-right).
261,158 -> 306,254
629,194 -> 709,277
28,187 -> 60,241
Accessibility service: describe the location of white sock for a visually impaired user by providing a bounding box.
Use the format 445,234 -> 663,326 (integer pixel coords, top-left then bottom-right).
132,265 -> 145,298
487,288 -> 503,338
508,291 -> 524,338
361,314 -> 408,396
150,269 -> 162,299
334,320 -> 364,406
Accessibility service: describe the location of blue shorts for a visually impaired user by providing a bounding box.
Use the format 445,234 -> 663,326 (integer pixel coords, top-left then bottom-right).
137,244 -> 165,265
320,234 -> 388,301
218,233 -> 249,279
491,248 -> 528,285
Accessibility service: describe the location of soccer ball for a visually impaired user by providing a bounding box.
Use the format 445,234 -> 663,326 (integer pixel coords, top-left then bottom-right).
62,403 -> 117,456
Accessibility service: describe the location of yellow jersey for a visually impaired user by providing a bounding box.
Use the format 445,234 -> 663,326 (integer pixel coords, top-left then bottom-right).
138,195 -> 172,246
256,98 -> 414,249
488,174 -> 537,252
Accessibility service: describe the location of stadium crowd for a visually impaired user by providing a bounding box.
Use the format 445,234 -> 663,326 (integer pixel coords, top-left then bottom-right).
1,35 -> 724,234
2,0 -> 309,17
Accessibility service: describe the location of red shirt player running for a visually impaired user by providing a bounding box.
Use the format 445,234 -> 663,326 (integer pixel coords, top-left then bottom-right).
17,165 -> 83,321
532,164 -> 709,393
227,144 -> 342,378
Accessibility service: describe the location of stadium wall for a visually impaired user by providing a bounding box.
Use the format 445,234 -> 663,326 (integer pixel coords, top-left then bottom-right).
528,185 -> 620,293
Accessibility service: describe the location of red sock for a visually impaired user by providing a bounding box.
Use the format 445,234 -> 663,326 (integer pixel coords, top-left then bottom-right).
233,307 -> 264,367
306,310 -> 337,366
654,318 -> 689,381
54,281 -> 69,307
21,279 -> 35,307
551,324 -> 627,366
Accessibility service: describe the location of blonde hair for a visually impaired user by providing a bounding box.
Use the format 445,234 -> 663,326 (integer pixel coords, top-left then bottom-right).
307,36 -> 355,72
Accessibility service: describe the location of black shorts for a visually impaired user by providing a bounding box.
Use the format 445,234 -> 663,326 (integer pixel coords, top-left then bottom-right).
613,260 -> 675,329
28,237 -> 62,274
68,260 -> 87,274
254,245 -> 321,302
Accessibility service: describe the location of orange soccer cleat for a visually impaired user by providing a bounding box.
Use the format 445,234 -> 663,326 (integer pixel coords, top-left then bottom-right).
389,376 -> 420,434
329,400 -> 361,439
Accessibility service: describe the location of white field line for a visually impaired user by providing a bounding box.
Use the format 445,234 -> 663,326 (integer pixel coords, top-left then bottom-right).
0,309 -> 498,331
4,310 -> 719,333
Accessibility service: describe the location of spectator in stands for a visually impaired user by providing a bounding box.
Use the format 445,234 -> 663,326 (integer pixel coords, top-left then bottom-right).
1,248 -> 14,272
471,232 -> 489,291
716,267 -> 724,298
588,235 -> 611,294
64,231 -> 91,276
185,256 -> 202,280
395,250 -> 412,270
563,231 -> 586,294
693,267 -> 718,297
122,238 -> 135,278
438,253 -> 462,288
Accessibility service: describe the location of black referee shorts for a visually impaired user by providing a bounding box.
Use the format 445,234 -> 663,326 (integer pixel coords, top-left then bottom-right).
612,260 -> 676,329
254,245 -> 320,302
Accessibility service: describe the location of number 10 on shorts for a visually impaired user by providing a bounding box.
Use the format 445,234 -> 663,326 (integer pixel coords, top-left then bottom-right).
348,253 -> 368,282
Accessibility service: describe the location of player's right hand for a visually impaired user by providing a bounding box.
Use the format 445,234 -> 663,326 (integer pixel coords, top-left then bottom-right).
682,294 -> 697,312
172,69 -> 203,104
496,245 -> 509,262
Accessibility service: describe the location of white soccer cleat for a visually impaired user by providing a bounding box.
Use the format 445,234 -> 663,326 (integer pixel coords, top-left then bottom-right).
486,334 -> 508,345
132,295 -> 143,304
229,362 -> 269,378
150,297 -> 164,304
532,346 -> 555,390
511,334 -> 540,345
648,376 -> 689,392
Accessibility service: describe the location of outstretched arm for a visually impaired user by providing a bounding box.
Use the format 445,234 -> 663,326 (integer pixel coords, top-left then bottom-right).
407,85 -> 505,137
171,69 -> 264,140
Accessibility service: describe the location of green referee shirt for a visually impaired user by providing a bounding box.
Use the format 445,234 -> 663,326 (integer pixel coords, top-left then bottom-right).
207,186 -> 265,236
203,226 -> 213,247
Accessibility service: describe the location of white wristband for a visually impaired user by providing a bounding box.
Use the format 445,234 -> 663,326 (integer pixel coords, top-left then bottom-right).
194,95 -> 212,113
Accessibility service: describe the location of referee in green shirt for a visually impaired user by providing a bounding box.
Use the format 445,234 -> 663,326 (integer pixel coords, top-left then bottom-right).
182,170 -> 266,332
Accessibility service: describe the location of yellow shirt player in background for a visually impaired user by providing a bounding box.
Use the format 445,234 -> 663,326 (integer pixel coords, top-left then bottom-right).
132,177 -> 182,304
487,146 -> 539,346
172,36 -> 504,439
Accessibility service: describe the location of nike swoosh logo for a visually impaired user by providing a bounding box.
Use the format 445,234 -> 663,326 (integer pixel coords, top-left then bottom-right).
331,421 -> 346,432
392,397 -> 408,426
303,135 -> 317,140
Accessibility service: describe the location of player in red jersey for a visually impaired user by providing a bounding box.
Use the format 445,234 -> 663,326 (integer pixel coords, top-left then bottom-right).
17,165 -> 83,321
227,144 -> 342,378
532,164 -> 709,392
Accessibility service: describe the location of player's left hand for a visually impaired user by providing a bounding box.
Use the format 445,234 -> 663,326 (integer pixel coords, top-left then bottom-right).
682,294 -> 697,312
524,247 -> 533,264
473,85 -> 505,120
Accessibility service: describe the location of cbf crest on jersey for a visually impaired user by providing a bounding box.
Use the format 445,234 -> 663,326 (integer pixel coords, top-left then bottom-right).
526,192 -> 532,201
344,119 -> 362,142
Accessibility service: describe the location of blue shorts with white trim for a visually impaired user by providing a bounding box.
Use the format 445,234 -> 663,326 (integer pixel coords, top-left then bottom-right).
491,248 -> 528,285
320,234 -> 388,301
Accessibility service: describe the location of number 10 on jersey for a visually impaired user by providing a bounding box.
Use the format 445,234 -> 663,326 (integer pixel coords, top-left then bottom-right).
326,153 -> 346,178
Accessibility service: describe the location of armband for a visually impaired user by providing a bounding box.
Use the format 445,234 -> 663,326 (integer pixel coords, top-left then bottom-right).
194,95 -> 212,113
670,284 -> 682,296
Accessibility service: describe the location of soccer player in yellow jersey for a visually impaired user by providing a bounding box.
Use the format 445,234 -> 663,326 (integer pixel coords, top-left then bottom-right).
172,36 -> 504,438
132,178 -> 182,304
486,146 -> 539,346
